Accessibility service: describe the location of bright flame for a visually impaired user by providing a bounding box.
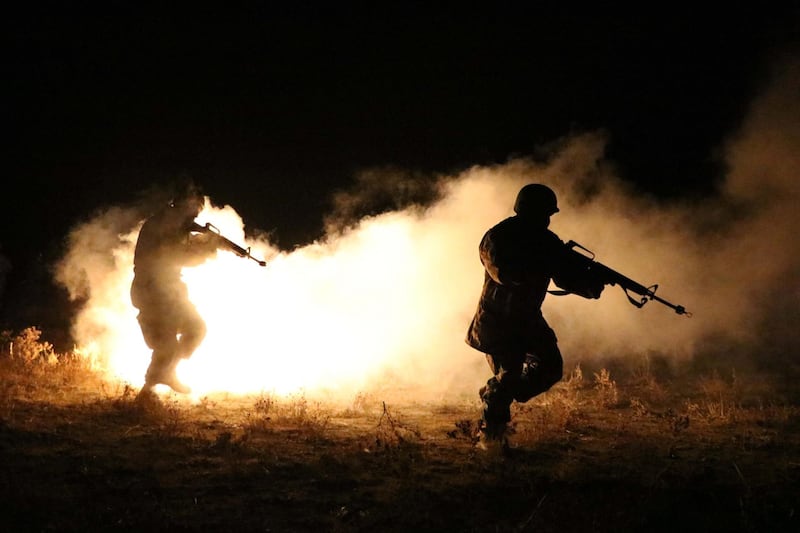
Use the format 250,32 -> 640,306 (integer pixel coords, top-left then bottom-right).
181,208 -> 424,395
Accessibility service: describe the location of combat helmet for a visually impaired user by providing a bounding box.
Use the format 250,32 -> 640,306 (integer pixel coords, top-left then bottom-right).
513,183 -> 559,216
168,179 -> 205,214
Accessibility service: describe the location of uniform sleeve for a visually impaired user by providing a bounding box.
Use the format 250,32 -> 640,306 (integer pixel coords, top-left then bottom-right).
479,231 -> 504,284
479,228 -> 527,285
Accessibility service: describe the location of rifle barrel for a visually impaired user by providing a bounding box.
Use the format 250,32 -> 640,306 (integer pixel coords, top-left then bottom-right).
192,221 -> 267,267
567,240 -> 690,316
650,293 -> 689,315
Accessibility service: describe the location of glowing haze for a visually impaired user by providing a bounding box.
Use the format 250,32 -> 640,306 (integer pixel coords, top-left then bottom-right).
56,56 -> 799,400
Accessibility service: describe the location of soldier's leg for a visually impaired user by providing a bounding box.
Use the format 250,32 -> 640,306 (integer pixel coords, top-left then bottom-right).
143,299 -> 205,394
153,355 -> 191,394
145,347 -> 178,386
137,310 -> 180,389
137,309 -> 193,393
174,301 -> 207,360
479,351 -> 526,439
514,338 -> 563,403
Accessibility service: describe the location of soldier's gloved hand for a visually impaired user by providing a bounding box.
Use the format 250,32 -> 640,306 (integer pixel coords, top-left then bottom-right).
586,282 -> 605,299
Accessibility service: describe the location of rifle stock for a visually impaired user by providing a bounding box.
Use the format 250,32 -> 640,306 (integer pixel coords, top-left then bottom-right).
191,222 -> 267,267
563,240 -> 690,316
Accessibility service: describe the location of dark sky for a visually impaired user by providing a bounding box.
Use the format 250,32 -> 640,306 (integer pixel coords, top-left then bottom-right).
3,3 -> 798,337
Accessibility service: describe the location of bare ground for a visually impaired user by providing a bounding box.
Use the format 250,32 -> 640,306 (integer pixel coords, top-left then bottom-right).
1,350 -> 799,532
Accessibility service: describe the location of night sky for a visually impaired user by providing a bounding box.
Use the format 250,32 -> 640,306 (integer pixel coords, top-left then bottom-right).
4,3 -> 798,341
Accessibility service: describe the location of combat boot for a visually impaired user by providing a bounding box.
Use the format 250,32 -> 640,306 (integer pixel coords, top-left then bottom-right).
161,373 -> 192,394
475,421 -> 509,454
143,369 -> 192,395
475,432 -> 509,454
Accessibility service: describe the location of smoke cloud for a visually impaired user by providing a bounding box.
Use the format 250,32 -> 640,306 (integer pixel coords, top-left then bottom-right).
55,55 -> 799,401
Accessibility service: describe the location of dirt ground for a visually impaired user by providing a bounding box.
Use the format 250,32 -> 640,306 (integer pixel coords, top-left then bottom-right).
1,349 -> 799,533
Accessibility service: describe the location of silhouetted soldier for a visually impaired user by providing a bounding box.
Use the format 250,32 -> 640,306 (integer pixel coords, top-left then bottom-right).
466,183 -> 605,451
131,188 -> 221,395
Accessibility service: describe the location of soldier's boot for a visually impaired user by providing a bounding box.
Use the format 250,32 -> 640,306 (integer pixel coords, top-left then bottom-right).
476,379 -> 511,453
143,373 -> 191,394
161,372 -> 192,394
144,353 -> 191,394
475,420 -> 509,453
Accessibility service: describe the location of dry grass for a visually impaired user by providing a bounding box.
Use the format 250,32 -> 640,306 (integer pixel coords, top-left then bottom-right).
1,328 -> 799,532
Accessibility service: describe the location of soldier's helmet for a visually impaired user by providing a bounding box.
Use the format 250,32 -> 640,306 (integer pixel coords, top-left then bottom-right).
169,182 -> 205,215
513,183 -> 559,216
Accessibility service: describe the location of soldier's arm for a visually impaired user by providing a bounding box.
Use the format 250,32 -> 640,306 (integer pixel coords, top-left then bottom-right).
550,240 -> 605,299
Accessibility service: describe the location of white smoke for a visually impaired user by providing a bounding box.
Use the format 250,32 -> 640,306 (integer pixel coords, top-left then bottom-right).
55,55 -> 799,399
544,55 -> 800,372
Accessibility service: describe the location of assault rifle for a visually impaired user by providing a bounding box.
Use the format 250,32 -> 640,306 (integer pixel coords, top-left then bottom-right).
553,240 -> 690,316
190,222 -> 267,267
